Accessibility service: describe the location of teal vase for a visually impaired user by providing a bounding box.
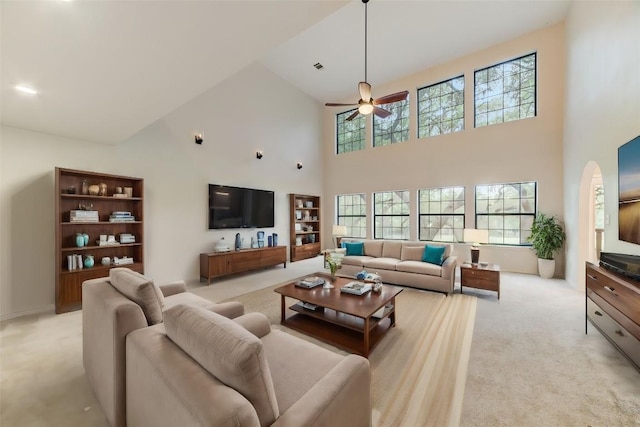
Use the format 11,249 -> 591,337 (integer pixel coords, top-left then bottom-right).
84,255 -> 94,268
76,233 -> 85,247
83,233 -> 89,246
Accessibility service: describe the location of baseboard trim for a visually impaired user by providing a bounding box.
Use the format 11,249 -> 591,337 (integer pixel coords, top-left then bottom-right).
0,304 -> 56,322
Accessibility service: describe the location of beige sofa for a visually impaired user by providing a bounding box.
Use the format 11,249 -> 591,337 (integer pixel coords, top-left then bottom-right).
338,239 -> 457,294
126,304 -> 372,427
82,268 -> 244,427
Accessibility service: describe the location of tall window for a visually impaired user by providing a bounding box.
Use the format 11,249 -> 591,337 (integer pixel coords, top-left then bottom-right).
373,98 -> 409,147
336,193 -> 367,238
417,76 -> 464,138
336,109 -> 366,154
373,190 -> 410,240
418,186 -> 465,242
475,182 -> 536,245
474,53 -> 536,127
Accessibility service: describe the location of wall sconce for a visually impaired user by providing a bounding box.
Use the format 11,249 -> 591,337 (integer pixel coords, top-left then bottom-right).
194,133 -> 203,145
256,150 -> 263,159
296,162 -> 303,170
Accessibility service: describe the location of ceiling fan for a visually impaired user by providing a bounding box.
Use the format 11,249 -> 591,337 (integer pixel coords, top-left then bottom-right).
325,0 -> 409,121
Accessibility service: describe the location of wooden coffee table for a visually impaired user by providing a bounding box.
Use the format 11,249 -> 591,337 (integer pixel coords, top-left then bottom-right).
274,273 -> 403,357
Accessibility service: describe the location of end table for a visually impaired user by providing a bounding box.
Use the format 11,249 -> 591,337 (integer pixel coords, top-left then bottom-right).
460,263 -> 500,299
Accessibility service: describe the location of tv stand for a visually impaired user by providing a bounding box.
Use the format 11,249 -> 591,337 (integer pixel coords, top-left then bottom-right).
199,246 -> 286,284
586,262 -> 640,371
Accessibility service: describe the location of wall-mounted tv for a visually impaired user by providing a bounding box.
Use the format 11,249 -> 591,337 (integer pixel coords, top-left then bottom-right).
618,135 -> 640,245
208,184 -> 274,229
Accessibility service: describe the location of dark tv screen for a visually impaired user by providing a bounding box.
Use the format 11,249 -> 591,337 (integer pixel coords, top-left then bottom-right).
618,135 -> 640,245
208,184 -> 274,229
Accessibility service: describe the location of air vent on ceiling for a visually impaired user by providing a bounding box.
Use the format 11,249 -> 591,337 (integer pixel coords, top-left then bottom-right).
313,62 -> 324,70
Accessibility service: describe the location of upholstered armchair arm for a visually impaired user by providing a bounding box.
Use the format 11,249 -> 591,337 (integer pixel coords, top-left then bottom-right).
208,301 -> 245,319
233,312 -> 271,338
159,280 -> 186,297
441,255 -> 457,281
272,355 -> 371,427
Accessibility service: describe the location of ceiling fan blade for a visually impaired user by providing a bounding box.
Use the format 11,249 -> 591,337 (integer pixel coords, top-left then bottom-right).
325,102 -> 359,107
345,110 -> 361,121
358,82 -> 372,102
373,90 -> 409,105
373,106 -> 392,118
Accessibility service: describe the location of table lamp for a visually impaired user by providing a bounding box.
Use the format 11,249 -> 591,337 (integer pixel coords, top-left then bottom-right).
464,229 -> 489,264
332,224 -> 347,248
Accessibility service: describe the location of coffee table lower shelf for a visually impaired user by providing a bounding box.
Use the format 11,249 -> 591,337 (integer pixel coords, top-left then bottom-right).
282,305 -> 393,357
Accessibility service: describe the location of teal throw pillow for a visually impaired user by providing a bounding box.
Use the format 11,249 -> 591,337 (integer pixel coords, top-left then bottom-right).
344,242 -> 365,256
422,245 -> 446,266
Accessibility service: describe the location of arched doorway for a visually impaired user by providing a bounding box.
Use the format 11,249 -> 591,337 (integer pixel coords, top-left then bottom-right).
578,161 -> 604,291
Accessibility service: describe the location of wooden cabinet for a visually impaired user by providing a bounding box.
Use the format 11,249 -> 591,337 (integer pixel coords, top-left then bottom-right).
460,263 -> 500,299
200,246 -> 286,284
289,194 -> 321,262
586,262 -> 640,370
55,167 -> 144,313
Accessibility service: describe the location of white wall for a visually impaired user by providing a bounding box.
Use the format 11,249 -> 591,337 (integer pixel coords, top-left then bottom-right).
322,24 -> 566,276
0,128 -> 117,317
563,1 -> 640,288
0,63 -> 323,319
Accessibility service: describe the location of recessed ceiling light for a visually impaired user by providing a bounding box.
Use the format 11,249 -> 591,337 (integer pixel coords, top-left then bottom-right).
15,85 -> 38,95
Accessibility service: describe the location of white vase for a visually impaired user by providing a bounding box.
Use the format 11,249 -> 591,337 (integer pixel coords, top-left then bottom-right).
538,258 -> 556,279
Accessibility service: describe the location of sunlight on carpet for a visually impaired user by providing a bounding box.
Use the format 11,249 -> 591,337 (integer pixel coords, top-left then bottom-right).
222,277 -> 477,427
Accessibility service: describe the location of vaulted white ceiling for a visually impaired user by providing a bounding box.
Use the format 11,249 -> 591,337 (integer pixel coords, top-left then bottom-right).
1,0 -> 570,145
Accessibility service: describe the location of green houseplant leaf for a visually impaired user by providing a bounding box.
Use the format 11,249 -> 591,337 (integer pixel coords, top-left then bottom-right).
527,213 -> 566,260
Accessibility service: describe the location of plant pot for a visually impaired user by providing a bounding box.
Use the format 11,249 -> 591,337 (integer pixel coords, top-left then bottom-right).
537,258 -> 555,279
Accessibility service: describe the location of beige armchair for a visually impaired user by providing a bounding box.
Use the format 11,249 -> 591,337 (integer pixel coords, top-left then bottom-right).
126,304 -> 372,426
82,268 -> 244,427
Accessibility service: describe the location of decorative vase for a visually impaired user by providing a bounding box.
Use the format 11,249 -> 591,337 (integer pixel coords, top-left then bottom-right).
76,233 -> 85,247
538,258 -> 556,279
81,179 -> 89,195
98,183 -> 107,196
88,184 -> 100,196
84,255 -> 94,268
82,233 -> 89,246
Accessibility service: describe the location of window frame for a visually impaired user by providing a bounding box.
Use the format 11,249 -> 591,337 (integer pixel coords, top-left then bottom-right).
473,52 -> 537,128
474,181 -> 537,246
418,186 -> 465,242
417,75 -> 465,139
336,193 -> 367,239
373,190 -> 410,240
336,109 -> 366,154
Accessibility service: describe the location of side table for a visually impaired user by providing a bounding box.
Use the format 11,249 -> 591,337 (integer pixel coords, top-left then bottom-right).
460,263 -> 500,299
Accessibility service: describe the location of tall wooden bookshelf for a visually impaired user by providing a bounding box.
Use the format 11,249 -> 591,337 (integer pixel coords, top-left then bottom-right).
55,167 -> 144,313
289,194 -> 321,262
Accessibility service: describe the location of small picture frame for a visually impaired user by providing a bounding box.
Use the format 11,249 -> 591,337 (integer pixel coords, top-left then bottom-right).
295,210 -> 302,220
305,201 -> 313,208
295,223 -> 302,231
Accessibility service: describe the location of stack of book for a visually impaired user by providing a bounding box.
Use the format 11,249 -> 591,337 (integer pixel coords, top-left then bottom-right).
110,211 -> 135,222
113,256 -> 134,266
70,210 -> 99,223
296,276 -> 325,288
340,281 -> 372,295
120,233 -> 136,243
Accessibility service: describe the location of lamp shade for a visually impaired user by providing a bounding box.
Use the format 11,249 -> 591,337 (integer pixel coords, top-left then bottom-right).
332,225 -> 347,236
463,229 -> 488,245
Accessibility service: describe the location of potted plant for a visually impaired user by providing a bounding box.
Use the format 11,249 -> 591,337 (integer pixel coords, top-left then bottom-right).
527,213 -> 566,279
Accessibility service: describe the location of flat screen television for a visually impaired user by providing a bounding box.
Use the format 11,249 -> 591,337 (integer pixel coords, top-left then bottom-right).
618,135 -> 640,245
208,184 -> 274,229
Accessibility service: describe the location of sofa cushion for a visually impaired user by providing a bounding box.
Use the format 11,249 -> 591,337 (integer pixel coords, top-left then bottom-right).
401,245 -> 427,261
396,260 -> 443,276
363,258 -> 401,271
164,304 -> 279,427
382,241 -> 403,259
341,255 -> 374,267
109,268 -> 164,325
363,240 -> 384,258
423,245 -> 446,266
344,241 -> 365,256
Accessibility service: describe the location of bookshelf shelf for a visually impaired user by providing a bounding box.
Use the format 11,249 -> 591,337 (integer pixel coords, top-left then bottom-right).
289,194 -> 321,262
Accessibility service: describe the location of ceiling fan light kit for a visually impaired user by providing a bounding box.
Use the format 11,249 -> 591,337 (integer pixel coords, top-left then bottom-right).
325,0 -> 408,121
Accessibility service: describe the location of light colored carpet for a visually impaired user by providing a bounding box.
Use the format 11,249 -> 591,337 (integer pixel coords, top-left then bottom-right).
222,278 -> 477,427
2,257 -> 640,426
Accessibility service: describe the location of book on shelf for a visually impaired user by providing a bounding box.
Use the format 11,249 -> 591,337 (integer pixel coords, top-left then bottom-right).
113,256 -> 134,266
112,211 -> 132,216
340,281 -> 372,295
70,210 -> 99,222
